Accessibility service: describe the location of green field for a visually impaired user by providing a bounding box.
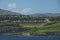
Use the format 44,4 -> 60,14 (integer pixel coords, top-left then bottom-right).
20,22 -> 60,35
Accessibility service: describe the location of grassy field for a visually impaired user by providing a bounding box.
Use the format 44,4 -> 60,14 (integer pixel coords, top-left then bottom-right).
21,23 -> 46,28
21,22 -> 60,35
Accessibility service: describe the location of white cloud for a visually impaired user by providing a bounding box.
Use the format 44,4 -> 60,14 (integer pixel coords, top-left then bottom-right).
8,3 -> 16,10
21,8 -> 32,14
12,3 -> 16,8
7,3 -> 32,15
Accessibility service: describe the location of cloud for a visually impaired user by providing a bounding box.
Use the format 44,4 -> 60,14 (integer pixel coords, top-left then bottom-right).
7,3 -> 32,15
8,3 -> 16,10
21,8 -> 32,14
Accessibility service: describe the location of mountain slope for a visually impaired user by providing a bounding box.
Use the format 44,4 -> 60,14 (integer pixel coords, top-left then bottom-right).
0,9 -> 21,15
31,13 -> 60,16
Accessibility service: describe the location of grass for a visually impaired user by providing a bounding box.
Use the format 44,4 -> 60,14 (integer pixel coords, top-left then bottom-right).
22,23 -> 44,28
0,22 -> 60,35
21,22 -> 60,35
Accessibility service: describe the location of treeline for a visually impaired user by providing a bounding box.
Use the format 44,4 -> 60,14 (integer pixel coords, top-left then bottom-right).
0,15 -> 60,22
47,16 -> 60,21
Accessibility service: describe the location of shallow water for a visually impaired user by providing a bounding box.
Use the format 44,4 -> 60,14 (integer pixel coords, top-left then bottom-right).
0,35 -> 60,40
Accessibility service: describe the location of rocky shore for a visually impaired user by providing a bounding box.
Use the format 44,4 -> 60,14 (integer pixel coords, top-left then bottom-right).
0,32 -> 60,36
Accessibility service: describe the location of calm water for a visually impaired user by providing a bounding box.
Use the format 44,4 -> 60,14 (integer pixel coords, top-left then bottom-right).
0,35 -> 60,40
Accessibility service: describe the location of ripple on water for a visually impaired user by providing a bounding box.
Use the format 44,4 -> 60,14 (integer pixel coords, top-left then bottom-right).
0,35 -> 60,40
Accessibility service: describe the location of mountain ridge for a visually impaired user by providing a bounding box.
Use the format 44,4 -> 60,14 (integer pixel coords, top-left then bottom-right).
0,9 -> 60,16
31,13 -> 60,16
0,9 -> 21,15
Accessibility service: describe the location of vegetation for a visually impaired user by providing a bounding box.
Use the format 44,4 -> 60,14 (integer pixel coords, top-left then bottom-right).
0,15 -> 60,36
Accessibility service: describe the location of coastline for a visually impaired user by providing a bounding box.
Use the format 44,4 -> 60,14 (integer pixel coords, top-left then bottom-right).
0,32 -> 60,36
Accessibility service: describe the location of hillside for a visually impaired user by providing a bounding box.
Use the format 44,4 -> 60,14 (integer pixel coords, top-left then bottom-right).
0,9 -> 60,36
0,9 -> 21,15
31,13 -> 60,16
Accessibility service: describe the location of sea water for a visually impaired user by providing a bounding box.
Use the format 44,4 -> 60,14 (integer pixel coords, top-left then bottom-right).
0,35 -> 60,40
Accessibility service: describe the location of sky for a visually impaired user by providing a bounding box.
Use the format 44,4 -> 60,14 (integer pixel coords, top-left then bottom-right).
0,0 -> 60,15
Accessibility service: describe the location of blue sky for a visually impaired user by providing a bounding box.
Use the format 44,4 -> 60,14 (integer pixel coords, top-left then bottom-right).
0,0 -> 60,15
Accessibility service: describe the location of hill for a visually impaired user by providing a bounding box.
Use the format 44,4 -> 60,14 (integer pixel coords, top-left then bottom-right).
31,13 -> 60,16
0,9 -> 21,15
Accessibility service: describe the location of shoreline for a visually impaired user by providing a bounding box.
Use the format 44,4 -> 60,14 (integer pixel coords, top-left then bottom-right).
0,32 -> 60,36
